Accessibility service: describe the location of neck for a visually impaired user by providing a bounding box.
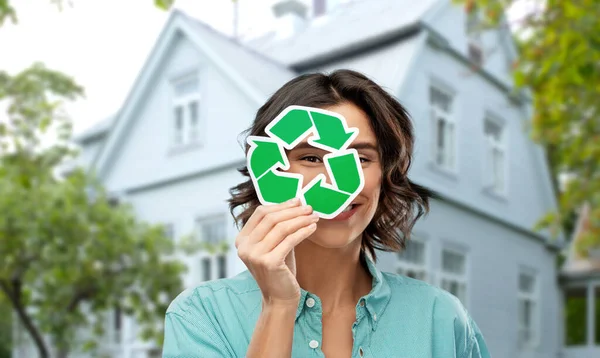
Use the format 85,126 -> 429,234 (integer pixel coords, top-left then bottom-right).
294,238 -> 373,315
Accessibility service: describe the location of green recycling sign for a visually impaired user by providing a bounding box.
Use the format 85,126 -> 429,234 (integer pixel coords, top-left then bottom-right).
246,105 -> 365,219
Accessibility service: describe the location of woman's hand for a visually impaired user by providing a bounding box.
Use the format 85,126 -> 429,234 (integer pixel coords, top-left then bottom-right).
235,198 -> 319,307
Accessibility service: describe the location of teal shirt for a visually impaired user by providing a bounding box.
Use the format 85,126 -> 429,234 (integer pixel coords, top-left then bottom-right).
162,253 -> 491,358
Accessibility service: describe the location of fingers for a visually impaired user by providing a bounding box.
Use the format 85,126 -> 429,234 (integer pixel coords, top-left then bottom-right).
254,213 -> 319,254
239,198 -> 302,237
267,223 -> 318,260
248,204 -> 315,245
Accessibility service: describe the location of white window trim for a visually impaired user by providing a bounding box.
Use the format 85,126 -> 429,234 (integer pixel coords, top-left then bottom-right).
438,243 -> 470,308
482,113 -> 508,198
169,70 -> 203,151
428,79 -> 459,177
105,307 -> 122,348
465,8 -> 484,65
395,234 -> 431,283
518,268 -> 540,350
196,214 -> 229,282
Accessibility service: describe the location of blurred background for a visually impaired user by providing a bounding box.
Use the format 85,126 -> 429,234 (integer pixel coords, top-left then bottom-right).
0,0 -> 599,357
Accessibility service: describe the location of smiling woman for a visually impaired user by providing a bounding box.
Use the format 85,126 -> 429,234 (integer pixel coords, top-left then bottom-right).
162,69 -> 491,358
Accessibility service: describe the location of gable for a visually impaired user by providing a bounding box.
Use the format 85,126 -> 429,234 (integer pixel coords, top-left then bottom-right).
421,0 -> 517,87
103,34 -> 258,192
92,10 -> 297,189
394,35 -> 561,244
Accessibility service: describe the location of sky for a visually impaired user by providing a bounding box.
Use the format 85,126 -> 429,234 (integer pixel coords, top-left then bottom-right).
0,0 -> 530,137
0,0 -> 278,136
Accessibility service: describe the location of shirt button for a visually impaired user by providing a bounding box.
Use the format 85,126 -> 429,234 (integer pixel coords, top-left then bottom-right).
309,340 -> 319,349
373,313 -> 377,321
359,300 -> 365,307
359,347 -> 364,357
306,297 -> 315,308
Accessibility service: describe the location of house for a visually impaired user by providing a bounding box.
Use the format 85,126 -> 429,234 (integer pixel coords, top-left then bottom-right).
560,202 -> 600,357
14,0 -> 575,357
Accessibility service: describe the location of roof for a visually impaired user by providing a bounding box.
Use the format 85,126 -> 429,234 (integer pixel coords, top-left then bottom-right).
72,115 -> 115,143
74,1 -> 439,143
179,12 -> 297,100
247,0 -> 438,67
561,202 -> 600,280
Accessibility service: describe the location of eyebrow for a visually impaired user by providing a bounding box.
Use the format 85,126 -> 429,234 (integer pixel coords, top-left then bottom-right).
290,141 -> 379,152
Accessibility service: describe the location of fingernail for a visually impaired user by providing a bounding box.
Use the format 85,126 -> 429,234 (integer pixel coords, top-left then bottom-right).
304,205 -> 313,212
311,213 -> 320,221
288,197 -> 299,204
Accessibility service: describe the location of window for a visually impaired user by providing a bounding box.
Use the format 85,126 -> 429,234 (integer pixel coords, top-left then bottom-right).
171,74 -> 201,148
196,216 -> 229,282
106,306 -> 122,345
147,349 -> 163,358
396,239 -> 428,282
439,248 -> 467,304
596,286 -> 600,345
162,223 -> 174,241
518,271 -> 538,348
198,217 -> 226,245
484,118 -> 506,194
430,85 -> 456,171
466,7 -> 484,65
564,285 -> 600,346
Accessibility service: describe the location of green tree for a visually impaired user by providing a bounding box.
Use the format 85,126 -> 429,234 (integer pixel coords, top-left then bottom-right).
0,2 -> 188,358
0,64 -> 187,358
455,0 -> 600,254
0,295 -> 11,358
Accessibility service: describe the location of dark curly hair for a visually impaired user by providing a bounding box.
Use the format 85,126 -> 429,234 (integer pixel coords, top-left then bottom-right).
228,69 -> 436,263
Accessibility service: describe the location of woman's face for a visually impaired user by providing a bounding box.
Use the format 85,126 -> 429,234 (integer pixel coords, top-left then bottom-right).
285,101 -> 382,248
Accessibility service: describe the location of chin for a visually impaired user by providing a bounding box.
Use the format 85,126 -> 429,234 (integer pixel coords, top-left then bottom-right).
308,224 -> 363,249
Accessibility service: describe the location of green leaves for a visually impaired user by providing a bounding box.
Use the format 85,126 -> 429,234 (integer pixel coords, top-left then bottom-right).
0,0 -> 16,26
456,0 -> 600,255
154,0 -> 175,11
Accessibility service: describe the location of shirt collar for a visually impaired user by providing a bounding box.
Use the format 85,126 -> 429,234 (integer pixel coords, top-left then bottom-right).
295,251 -> 392,331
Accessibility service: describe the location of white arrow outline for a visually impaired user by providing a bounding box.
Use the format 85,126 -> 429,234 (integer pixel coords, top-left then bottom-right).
246,106 -> 365,219
246,136 -> 304,206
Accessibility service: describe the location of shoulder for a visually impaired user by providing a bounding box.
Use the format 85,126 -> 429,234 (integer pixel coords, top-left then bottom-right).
383,273 -> 483,355
166,270 -> 261,318
382,272 -> 468,317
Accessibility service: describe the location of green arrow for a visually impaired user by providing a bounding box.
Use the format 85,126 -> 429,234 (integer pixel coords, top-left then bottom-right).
310,111 -> 357,151
327,151 -> 362,193
268,108 -> 313,147
302,178 -> 351,215
248,138 -> 285,178
257,170 -> 300,204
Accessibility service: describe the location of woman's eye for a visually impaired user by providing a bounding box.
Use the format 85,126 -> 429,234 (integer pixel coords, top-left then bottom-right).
359,157 -> 371,163
301,156 -> 322,163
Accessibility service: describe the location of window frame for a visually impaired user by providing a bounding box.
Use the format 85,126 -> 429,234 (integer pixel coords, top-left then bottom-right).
395,234 -> 431,283
428,80 -> 459,176
169,70 -> 203,150
438,243 -> 470,308
518,268 -> 540,350
483,113 -> 508,195
195,214 -> 229,282
465,6 -> 484,66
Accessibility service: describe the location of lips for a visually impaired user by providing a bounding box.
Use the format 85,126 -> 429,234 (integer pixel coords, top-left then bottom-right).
329,203 -> 361,221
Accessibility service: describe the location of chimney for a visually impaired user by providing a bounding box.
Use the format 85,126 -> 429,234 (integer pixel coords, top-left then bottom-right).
313,0 -> 326,17
272,0 -> 308,39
